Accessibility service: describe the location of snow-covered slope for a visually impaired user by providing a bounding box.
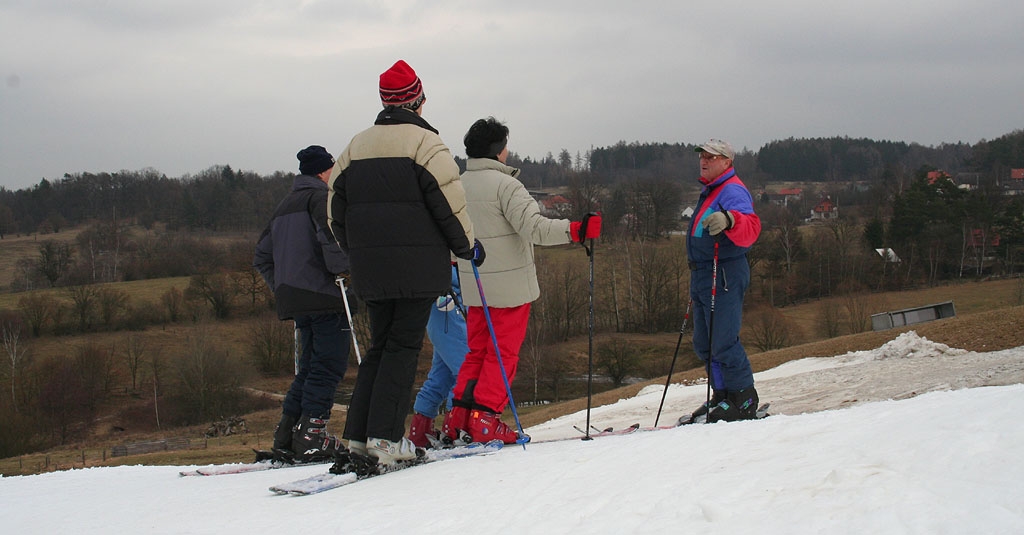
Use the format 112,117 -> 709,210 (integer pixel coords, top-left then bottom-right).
3,331 -> 1022,534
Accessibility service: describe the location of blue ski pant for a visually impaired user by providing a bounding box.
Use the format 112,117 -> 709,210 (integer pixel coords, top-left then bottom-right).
413,297 -> 469,418
690,257 -> 754,393
282,312 -> 350,419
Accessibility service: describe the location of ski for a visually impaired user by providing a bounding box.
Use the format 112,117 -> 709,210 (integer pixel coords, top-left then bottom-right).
269,441 -> 504,496
179,449 -> 331,477
538,423 -> 641,444
539,403 -> 771,445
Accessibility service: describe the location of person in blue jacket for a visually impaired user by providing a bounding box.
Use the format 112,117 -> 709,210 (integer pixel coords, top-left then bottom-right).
686,139 -> 762,422
406,264 -> 469,448
254,145 -> 352,462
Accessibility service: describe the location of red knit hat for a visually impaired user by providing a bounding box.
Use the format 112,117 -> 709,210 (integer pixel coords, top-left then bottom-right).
379,60 -> 424,107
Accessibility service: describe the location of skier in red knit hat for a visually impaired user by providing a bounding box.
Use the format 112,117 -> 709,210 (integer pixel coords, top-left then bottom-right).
327,60 -> 483,465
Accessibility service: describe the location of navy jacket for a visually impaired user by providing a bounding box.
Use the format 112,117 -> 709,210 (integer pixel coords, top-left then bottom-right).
254,174 -> 350,320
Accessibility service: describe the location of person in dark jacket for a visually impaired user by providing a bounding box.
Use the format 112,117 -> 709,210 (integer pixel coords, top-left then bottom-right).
327,60 -> 482,465
685,139 -> 762,422
253,145 -> 352,462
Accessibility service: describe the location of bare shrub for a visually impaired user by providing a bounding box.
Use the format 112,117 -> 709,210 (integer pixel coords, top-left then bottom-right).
249,314 -> 294,375
747,306 -> 796,352
818,300 -> 845,338
596,337 -> 645,387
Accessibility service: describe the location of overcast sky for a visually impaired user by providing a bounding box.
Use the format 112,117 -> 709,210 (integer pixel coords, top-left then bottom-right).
2,1 -> 1023,191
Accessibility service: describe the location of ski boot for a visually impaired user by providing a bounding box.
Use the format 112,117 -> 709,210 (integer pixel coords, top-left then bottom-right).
707,387 -> 759,423
290,416 -> 346,463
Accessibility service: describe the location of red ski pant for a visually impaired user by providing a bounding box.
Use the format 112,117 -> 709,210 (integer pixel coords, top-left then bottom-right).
451,303 -> 531,413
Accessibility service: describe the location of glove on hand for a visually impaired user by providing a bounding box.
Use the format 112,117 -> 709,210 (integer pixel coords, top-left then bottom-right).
570,212 -> 603,243
471,239 -> 486,267
703,210 -> 734,236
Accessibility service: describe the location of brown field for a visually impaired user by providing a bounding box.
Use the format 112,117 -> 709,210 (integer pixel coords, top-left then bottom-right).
3,224 -> 1022,475
0,229 -> 83,289
3,273 -> 1022,476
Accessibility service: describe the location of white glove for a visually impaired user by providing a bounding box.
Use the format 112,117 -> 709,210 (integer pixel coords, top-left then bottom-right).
703,210 -> 734,236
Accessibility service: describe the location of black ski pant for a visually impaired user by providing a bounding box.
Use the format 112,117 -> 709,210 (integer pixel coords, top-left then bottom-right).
343,297 -> 433,443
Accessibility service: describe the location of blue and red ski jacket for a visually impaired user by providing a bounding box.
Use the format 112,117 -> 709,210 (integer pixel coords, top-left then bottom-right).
686,167 -> 761,265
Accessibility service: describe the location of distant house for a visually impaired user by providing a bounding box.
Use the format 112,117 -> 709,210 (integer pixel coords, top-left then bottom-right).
680,206 -> 694,220
927,170 -> 953,185
764,188 -> 803,206
956,172 -> 982,191
809,196 -> 838,221
965,229 -> 1001,272
1006,169 -> 1024,196
1005,182 -> 1024,196
537,194 -> 572,217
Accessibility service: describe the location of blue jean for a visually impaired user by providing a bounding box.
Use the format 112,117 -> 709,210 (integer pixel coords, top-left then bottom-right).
282,313 -> 350,419
413,298 -> 468,418
690,258 -> 754,392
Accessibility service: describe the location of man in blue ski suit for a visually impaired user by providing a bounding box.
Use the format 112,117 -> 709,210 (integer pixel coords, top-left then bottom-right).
686,139 -> 762,422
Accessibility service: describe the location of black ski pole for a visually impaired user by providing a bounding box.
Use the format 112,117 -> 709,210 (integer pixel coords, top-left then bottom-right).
583,235 -> 596,440
654,298 -> 692,427
704,238 -> 720,423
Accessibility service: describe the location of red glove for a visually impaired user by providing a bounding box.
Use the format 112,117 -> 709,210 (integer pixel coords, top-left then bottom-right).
570,212 -> 602,243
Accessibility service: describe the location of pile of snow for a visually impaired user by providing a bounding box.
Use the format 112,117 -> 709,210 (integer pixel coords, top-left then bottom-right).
3,331 -> 1023,533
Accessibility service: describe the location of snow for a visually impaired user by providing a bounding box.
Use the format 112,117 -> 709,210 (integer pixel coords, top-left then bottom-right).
3,331 -> 1023,534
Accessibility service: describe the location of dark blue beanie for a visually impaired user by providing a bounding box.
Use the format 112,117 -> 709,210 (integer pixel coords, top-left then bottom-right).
297,145 -> 334,176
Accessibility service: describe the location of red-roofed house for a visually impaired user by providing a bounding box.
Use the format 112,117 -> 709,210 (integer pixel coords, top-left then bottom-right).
766,188 -> 803,206
927,170 -> 953,185
538,194 -> 572,217
809,196 -> 838,221
1006,169 -> 1024,196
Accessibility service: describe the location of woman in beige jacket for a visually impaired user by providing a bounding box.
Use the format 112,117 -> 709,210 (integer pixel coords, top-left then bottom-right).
441,117 -> 601,444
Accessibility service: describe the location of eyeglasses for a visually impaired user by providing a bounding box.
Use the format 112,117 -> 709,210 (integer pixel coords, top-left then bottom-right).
699,152 -> 724,161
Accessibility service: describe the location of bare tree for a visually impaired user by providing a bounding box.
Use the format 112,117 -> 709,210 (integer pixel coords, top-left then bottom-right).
232,267 -> 269,316
171,329 -> 245,423
123,333 -> 147,392
596,338 -> 643,387
17,293 -> 59,337
96,286 -> 129,329
249,314 -> 294,375
549,260 -> 587,341
65,285 -> 99,332
37,240 -> 74,287
160,286 -> 185,323
520,301 -> 548,404
632,243 -> 683,333
818,300 -> 844,338
149,350 -> 166,429
2,318 -> 29,409
843,288 -> 873,334
186,273 -> 236,319
747,307 -> 795,352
